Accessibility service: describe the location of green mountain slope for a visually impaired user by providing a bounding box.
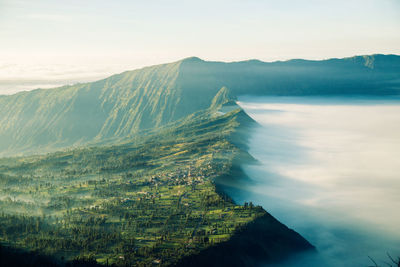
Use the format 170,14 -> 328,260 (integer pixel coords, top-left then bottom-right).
0,61 -> 184,156
0,104 -> 313,266
1,54 -> 399,156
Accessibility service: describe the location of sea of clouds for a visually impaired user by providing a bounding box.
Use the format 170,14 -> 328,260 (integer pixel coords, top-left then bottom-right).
233,96 -> 400,267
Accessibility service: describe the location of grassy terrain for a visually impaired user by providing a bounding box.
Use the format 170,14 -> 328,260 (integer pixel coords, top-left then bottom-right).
0,108 -> 267,266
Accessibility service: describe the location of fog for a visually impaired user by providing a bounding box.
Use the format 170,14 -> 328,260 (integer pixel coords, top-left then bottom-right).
233,96 -> 400,266
0,62 -> 141,95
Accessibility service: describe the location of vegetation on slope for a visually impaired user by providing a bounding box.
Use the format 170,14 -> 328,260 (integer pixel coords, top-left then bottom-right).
0,104 -> 313,266
2,54 -> 395,265
1,55 -> 399,156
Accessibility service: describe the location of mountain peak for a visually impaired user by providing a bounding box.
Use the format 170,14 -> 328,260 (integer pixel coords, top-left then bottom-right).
180,56 -> 203,63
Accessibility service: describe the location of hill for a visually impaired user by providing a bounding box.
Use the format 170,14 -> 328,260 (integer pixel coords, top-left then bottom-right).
1,54 -> 399,156
0,101 -> 314,266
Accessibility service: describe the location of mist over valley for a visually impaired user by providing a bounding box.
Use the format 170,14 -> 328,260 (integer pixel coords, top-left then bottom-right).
232,96 -> 400,266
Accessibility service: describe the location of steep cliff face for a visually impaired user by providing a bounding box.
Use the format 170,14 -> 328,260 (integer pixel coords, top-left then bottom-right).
1,55 -> 399,156
175,213 -> 315,267
177,54 -> 400,97
0,61 -> 182,155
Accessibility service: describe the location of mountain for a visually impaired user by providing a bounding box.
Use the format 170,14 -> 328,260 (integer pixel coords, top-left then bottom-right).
0,104 -> 314,266
1,54 -> 398,266
1,54 -> 399,156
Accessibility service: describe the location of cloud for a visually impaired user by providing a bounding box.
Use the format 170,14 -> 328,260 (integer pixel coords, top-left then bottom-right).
231,96 -> 400,266
0,62 -> 138,95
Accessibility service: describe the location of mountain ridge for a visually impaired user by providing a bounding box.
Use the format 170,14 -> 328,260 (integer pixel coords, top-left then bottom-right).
2,53 -> 398,97
1,54 -> 399,156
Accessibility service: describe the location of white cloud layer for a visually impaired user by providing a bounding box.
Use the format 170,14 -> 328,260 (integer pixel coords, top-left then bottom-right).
235,96 -> 400,266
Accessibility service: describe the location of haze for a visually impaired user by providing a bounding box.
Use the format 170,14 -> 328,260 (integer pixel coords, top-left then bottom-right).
1,0 -> 400,94
235,96 -> 400,266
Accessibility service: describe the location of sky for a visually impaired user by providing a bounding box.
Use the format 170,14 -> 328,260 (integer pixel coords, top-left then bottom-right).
1,0 -> 400,94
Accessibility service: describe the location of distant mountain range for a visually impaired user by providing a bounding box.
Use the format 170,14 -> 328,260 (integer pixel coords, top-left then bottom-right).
1,54 -> 399,156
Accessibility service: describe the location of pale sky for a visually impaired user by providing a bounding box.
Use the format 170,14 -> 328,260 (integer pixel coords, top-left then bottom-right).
1,0 -> 400,94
